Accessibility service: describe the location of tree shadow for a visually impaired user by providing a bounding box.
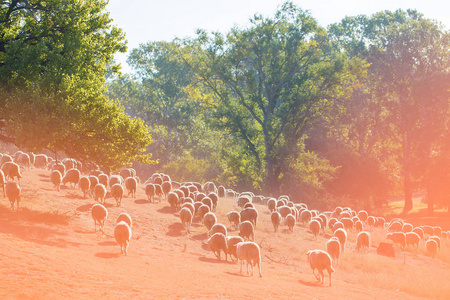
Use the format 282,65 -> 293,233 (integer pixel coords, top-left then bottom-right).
77,204 -> 93,212
297,278 -> 324,287
0,206 -> 71,226
157,206 -> 176,214
134,199 -> 151,204
224,271 -> 246,277
98,241 -> 117,246
166,222 -> 184,237
94,252 -> 121,259
198,256 -> 233,264
191,232 -> 208,241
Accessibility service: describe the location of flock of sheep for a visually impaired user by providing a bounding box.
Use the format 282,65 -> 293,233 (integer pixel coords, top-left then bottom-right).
1,149 -> 448,286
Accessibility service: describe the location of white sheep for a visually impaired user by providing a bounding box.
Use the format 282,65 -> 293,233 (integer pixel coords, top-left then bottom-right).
386,232 -> 406,250
202,212 -> 217,231
179,207 -> 193,234
34,154 -> 49,168
239,221 -> 254,241
309,219 -> 321,240
235,241 -> 262,277
5,181 -> 20,210
209,223 -> 227,237
267,198 -> 276,212
94,183 -> 107,204
116,212 -> 132,228
226,236 -> 244,261
62,168 -> 81,188
425,238 -> 438,258
286,213 -> 296,233
306,249 -> 335,286
78,176 -> 91,198
50,170 -> 62,191
326,237 -> 341,266
207,232 -> 228,260
334,228 -> 347,252
240,207 -> 258,227
356,231 -> 371,251
125,176 -> 137,198
17,153 -> 31,169
2,162 -> 22,184
271,211 -> 282,232
226,211 -> 240,229
181,202 -> 195,216
167,191 -> 180,211
114,221 -> 132,255
111,183 -> 124,206
91,204 -> 108,232
98,173 -> 109,188
405,232 -> 420,250
109,174 -> 123,188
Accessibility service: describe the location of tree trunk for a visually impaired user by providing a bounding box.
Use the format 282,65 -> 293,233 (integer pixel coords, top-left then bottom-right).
403,171 -> 413,213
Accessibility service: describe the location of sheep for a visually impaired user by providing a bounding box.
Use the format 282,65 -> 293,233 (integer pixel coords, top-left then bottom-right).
334,228 -> 347,252
197,204 -> 210,219
114,221 -> 132,255
421,225 -> 434,237
226,211 -> 240,229
243,202 -> 255,209
116,212 -> 132,228
309,219 -> 321,240
154,184 -> 163,201
405,232 -> 420,250
218,185 -> 226,198
201,197 -> 214,212
318,214 -> 328,234
51,163 -> 66,177
285,213 -> 296,233
202,212 -> 217,231
111,183 -> 124,206
0,169 -> 5,197
235,241 -> 262,277
239,221 -> 254,241
5,181 -> 20,210
145,183 -> 155,202
0,154 -> 13,166
119,168 -> 133,179
33,154 -> 49,168
207,232 -> 228,260
50,170 -> 62,191
91,204 -> 108,232
433,226 -> 442,237
236,195 -> 251,208
62,168 -> 81,188
226,236 -> 244,261
88,175 -> 99,195
332,221 -> 344,232
375,217 -> 386,228
17,153 -> 31,169
426,238 -> 438,258
2,162 -> 22,184
13,151 -> 23,163
386,232 -> 406,250
78,176 -> 91,198
306,249 -> 335,286
240,207 -> 258,227
181,202 -> 195,216
166,191 -> 179,211
340,217 -> 354,232
207,192 -> 219,211
98,173 -> 109,188
93,183 -> 107,204
300,210 -> 312,226
388,221 -> 403,232
356,231 -> 371,251
326,237 -> 341,266
412,227 -> 424,239
124,177 -> 137,198
355,220 -> 363,233
209,223 -> 227,237
179,207 -> 193,234
357,210 -> 368,223
402,223 -> 413,233
109,175 -> 122,188
429,235 -> 441,249
271,211 -> 282,232
161,181 -> 172,199
277,205 -> 292,219
367,216 -> 376,229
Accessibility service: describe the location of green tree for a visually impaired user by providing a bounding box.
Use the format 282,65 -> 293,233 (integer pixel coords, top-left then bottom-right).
329,9 -> 450,212
182,2 -> 363,196
0,0 -> 153,169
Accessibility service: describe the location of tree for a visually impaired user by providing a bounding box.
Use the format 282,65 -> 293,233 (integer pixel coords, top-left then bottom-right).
328,9 -> 450,212
182,2 -> 364,196
0,0 -> 153,169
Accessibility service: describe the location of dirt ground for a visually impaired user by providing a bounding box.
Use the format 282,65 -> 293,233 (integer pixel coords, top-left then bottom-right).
0,167 -> 447,299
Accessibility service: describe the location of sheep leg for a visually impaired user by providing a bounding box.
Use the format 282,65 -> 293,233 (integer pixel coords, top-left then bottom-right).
328,270 -> 332,286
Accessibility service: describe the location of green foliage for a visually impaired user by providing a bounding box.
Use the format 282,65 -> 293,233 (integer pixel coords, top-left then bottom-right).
0,0 -> 153,169
182,2 -> 364,195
